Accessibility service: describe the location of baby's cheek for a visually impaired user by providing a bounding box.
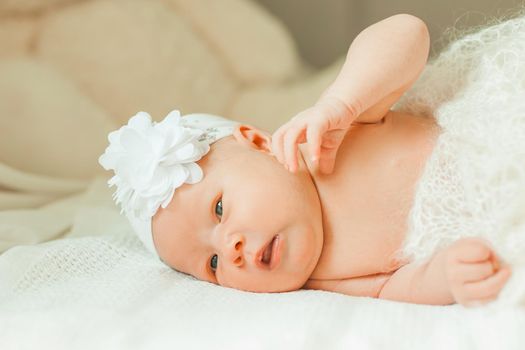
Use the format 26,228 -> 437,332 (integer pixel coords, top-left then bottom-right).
215,268 -> 240,289
218,270 -> 277,293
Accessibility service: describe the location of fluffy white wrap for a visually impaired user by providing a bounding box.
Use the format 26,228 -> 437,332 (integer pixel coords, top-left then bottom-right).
396,13 -> 525,304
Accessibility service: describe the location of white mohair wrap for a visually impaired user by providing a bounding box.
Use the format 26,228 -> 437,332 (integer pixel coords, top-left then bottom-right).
98,110 -> 239,255
395,14 -> 525,304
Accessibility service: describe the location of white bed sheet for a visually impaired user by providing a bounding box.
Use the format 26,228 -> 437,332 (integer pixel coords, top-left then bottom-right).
1,239 -> 523,349
0,179 -> 523,349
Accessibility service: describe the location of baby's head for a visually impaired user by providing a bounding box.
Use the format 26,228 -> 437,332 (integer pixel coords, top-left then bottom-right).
99,110 -> 323,293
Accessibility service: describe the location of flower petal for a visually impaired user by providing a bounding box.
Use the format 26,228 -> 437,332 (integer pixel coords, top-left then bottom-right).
108,130 -> 120,144
128,112 -> 152,130
100,109 -> 219,220
120,128 -> 151,158
175,143 -> 195,160
170,164 -> 188,189
164,110 -> 181,123
160,188 -> 176,209
185,163 -> 203,184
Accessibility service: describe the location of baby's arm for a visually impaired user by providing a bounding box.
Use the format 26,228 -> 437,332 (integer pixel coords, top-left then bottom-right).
379,238 -> 512,306
305,238 -> 511,306
321,13 -> 430,124
272,14 -> 430,174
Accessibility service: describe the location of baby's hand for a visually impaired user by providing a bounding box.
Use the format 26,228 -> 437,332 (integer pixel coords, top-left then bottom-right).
271,96 -> 359,174
444,237 -> 512,307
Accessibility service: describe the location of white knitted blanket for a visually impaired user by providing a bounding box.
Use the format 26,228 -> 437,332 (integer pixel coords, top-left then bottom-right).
1,208 -> 524,349
396,13 -> 525,304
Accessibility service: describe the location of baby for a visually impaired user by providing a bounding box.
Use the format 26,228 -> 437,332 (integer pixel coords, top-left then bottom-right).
100,14 -> 512,307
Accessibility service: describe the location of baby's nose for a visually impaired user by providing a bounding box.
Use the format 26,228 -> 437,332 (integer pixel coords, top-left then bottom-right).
223,233 -> 244,267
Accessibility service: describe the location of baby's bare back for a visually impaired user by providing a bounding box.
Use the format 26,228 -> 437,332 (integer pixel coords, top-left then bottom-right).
306,110 -> 440,281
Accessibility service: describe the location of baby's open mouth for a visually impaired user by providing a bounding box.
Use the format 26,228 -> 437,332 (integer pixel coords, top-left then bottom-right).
262,236 -> 277,264
259,235 -> 280,268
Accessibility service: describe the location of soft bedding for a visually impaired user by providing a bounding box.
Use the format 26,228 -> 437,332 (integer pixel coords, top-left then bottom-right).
0,180 -> 524,349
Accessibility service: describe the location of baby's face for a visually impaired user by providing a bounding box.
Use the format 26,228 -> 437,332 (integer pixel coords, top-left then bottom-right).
152,125 -> 324,292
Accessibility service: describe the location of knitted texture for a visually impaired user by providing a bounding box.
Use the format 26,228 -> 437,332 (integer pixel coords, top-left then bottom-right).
396,13 -> 525,267
3,232 -> 525,348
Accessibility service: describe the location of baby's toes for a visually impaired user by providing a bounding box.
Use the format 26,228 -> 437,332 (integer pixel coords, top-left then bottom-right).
463,267 -> 512,301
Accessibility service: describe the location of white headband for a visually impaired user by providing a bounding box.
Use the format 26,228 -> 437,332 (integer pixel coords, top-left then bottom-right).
99,110 -> 239,254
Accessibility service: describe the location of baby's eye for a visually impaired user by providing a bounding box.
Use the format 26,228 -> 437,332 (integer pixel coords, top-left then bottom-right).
210,254 -> 218,272
215,198 -> 223,220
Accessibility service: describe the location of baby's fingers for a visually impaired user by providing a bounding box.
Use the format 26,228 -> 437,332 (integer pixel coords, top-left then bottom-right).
451,261 -> 495,283
317,129 -> 347,175
283,125 -> 306,172
453,237 -> 492,263
271,124 -> 289,165
305,121 -> 325,167
463,266 -> 511,300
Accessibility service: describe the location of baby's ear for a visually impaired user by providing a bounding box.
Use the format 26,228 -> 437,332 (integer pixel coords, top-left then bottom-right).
233,124 -> 272,153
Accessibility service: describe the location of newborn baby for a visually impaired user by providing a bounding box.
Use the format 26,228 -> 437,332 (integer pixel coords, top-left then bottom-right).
100,14 -> 512,307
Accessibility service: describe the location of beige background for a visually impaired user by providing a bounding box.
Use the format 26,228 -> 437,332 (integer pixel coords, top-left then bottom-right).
256,0 -> 525,67
1,0 -> 524,182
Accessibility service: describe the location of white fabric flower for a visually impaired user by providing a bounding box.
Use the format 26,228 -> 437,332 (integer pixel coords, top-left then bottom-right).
99,110 -> 210,219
